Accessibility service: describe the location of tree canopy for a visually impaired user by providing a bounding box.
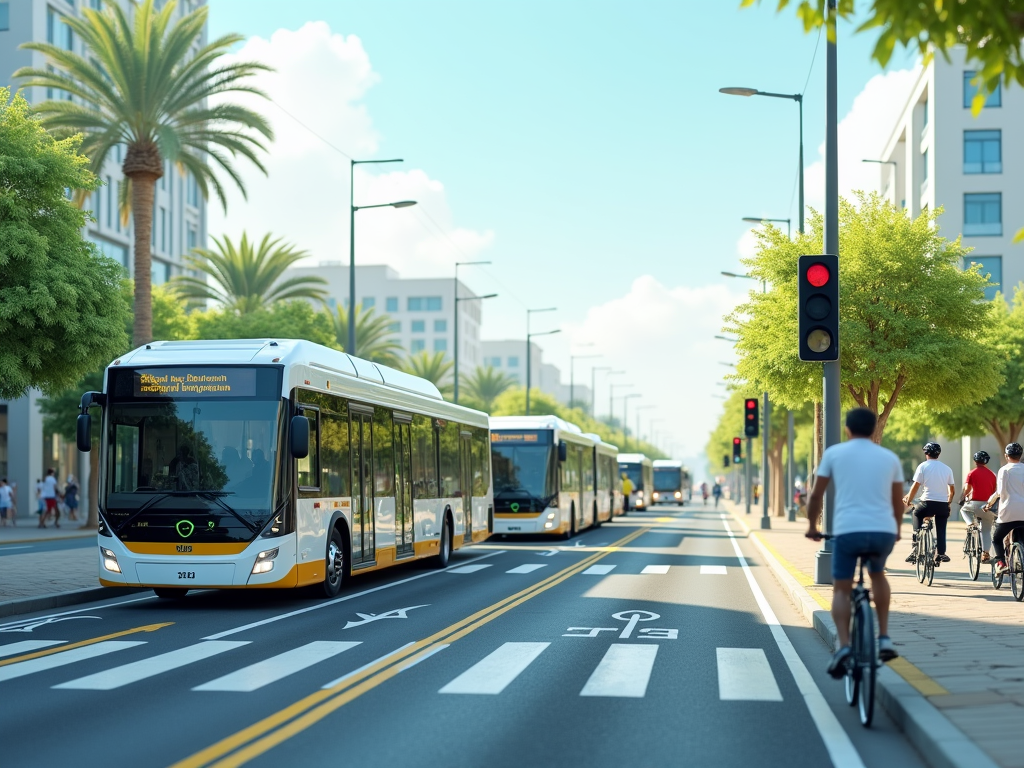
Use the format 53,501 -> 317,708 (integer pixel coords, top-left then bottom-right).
0,88 -> 131,400
191,300 -> 336,348
403,351 -> 454,399
459,365 -> 517,412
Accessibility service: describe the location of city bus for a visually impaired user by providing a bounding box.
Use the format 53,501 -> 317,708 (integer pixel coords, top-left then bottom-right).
585,433 -> 621,523
617,453 -> 653,512
652,459 -> 688,506
76,339 -> 493,599
490,416 -> 598,537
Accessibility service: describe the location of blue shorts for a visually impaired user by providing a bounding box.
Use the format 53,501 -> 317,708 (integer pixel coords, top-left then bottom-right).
832,532 -> 896,581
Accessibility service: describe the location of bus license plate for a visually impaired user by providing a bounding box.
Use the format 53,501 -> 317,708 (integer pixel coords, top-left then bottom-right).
135,563 -> 236,585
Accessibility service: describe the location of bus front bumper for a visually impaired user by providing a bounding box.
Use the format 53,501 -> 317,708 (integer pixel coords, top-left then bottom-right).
493,513 -> 560,535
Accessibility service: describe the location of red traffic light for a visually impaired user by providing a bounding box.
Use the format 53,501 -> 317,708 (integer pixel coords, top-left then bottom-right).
745,399 -> 757,409
733,437 -> 742,446
807,264 -> 830,287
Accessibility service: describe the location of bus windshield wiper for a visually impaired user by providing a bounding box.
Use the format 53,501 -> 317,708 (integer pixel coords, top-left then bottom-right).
167,490 -> 260,534
114,492 -> 175,536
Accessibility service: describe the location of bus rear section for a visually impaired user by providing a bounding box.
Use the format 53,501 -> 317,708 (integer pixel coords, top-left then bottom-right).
653,460 -> 686,506
618,453 -> 653,511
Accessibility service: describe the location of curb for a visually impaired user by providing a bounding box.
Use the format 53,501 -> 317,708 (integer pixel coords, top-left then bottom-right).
0,586 -> 147,619
727,509 -> 1000,768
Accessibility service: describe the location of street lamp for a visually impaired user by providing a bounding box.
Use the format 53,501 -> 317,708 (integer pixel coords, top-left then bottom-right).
593,368 -> 623,417
609,383 -> 633,440
635,405 -> 656,449
742,216 -> 792,239
862,159 -> 899,200
622,393 -> 641,451
715,335 -> 739,343
526,307 -> 558,415
349,157 -> 416,356
453,261 -> 493,404
720,86 -> 805,234
570,350 -> 601,410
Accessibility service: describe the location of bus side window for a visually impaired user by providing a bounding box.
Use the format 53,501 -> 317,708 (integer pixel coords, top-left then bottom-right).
373,407 -> 394,497
297,410 -> 320,490
319,410 -> 350,497
472,428 -> 489,497
411,414 -> 437,499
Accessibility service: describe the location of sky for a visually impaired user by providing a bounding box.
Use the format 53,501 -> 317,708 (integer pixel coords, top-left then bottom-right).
206,1 -> 922,474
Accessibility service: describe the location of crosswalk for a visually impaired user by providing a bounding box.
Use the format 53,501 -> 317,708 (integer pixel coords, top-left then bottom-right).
446,563 -> 731,576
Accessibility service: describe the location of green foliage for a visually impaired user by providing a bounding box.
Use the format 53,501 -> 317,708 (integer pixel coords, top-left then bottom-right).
331,304 -> 403,367
402,351 -> 454,399
171,232 -> 325,313
0,89 -> 131,399
459,366 -> 517,412
726,193 -> 997,439
152,285 -> 193,341
191,300 -> 337,348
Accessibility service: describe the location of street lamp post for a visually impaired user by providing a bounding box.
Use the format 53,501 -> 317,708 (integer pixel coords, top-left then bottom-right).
349,157 -> 416,356
742,216 -> 792,239
635,406 -> 656,449
453,261 -> 493,403
570,350 -> 600,411
591,367 -> 619,417
609,383 -> 633,439
526,308 -> 558,415
622,394 -> 641,451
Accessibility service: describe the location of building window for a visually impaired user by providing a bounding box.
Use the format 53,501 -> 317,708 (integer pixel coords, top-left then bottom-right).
386,296 -> 398,312
426,297 -> 442,311
115,182 -> 122,232
434,319 -> 447,332
964,130 -> 1001,174
964,193 -> 1002,236
507,356 -> 519,367
0,4 -> 10,32
92,189 -> 100,228
921,149 -> 928,182
47,8 -> 73,50
411,320 -> 425,333
964,70 -> 1002,108
970,257 -> 1002,301
387,321 -> 400,333
407,297 -> 422,311
488,356 -> 502,367
152,260 -> 170,285
433,339 -> 448,352
89,236 -> 128,270
410,339 -> 426,353
186,172 -> 200,207
361,297 -> 375,310
159,207 -> 166,251
105,175 -> 113,228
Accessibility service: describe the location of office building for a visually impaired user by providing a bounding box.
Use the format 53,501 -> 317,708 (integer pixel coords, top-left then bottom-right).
480,340 -> 591,408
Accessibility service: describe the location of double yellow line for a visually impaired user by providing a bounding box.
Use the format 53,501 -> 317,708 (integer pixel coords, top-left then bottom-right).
172,525 -> 650,768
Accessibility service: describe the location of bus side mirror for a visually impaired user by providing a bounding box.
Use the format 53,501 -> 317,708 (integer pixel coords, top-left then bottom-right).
289,414 -> 309,459
76,414 -> 92,452
558,441 -> 568,462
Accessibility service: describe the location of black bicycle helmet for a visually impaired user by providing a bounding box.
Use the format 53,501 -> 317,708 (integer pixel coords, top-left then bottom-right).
923,442 -> 941,458
973,450 -> 991,464
1005,443 -> 1023,458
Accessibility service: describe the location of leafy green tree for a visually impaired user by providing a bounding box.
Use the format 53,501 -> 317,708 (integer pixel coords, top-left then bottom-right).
726,193 -> 997,442
0,88 -> 131,400
331,304 -> 403,367
403,351 -> 454,399
152,284 -> 193,341
16,0 -> 273,347
459,366 -> 517,412
171,232 -> 325,313
191,301 -> 337,348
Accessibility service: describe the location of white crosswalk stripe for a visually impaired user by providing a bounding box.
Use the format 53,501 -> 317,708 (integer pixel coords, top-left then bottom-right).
447,564 -> 492,574
440,642 -> 550,695
580,644 -> 659,697
53,641 -> 249,690
0,640 -> 66,658
194,641 -> 361,692
581,564 -> 616,575
0,641 -> 145,683
716,648 -> 782,701
641,565 -> 671,574
701,565 -> 728,575
505,564 -> 547,574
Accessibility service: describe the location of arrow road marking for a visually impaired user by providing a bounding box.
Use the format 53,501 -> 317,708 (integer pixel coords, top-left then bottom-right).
344,605 -> 429,630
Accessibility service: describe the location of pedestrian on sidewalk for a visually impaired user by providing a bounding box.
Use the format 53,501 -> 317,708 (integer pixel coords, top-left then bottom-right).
64,475 -> 80,522
902,443 -> 955,564
805,407 -> 903,676
34,478 -> 44,522
39,468 -> 60,528
752,483 -> 760,504
0,478 -> 12,527
983,442 -> 1024,576
959,451 -> 997,562
712,482 -> 722,508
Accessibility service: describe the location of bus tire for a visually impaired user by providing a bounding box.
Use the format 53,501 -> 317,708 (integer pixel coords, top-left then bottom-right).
564,504 -> 576,540
434,513 -> 452,568
321,527 -> 346,598
154,587 -> 188,599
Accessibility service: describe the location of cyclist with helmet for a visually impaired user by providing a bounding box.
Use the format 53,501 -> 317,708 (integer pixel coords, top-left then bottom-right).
982,443 -> 1024,576
903,442 -> 955,564
959,450 -> 997,562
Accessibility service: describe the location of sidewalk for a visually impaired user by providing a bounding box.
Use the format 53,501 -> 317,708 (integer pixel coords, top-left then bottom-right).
0,516 -> 95,544
724,500 -> 1024,768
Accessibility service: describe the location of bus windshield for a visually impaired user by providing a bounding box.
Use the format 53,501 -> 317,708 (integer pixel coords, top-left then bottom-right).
620,463 -> 643,488
654,468 -> 682,492
491,443 -> 556,511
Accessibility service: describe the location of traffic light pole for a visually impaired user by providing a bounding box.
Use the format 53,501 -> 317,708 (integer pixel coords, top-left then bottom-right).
745,437 -> 752,516
761,394 -> 771,529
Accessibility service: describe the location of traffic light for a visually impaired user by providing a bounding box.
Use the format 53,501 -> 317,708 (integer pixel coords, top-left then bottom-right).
732,437 -> 743,464
743,398 -> 759,438
798,254 -> 839,361
723,454 -> 730,468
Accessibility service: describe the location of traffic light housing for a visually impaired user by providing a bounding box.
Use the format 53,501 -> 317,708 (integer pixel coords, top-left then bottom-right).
798,254 -> 839,361
723,454 -> 730,468
744,398 -> 759,438
732,437 -> 743,464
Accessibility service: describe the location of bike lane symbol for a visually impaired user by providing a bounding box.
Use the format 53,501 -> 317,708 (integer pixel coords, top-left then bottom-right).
562,609 -> 678,640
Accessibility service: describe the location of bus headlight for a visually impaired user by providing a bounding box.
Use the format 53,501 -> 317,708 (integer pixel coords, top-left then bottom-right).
251,547 -> 279,575
100,547 -> 121,574
653,492 -> 660,500
636,499 -> 644,508
674,491 -> 682,499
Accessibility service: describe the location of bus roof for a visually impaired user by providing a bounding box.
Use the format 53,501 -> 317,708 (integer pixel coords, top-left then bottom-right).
617,453 -> 652,464
653,459 -> 684,468
582,433 -> 620,454
489,415 -> 584,435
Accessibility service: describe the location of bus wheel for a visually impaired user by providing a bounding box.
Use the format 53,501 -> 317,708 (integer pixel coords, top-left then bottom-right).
154,587 -> 188,599
434,514 -> 452,568
321,528 -> 346,598
564,505 -> 576,540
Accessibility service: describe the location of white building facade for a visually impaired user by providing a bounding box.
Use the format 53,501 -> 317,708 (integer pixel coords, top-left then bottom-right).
480,340 -> 591,408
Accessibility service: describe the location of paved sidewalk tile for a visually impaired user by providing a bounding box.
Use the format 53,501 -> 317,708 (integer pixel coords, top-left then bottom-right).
0,548 -> 99,601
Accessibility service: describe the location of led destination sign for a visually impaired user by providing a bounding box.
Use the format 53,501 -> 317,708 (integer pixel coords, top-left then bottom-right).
490,430 -> 549,444
133,368 -> 257,398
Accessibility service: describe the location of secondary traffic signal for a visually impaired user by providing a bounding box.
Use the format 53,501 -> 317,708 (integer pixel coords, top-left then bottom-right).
798,254 -> 839,361
744,398 -> 759,438
732,437 -> 743,464
723,454 -> 730,468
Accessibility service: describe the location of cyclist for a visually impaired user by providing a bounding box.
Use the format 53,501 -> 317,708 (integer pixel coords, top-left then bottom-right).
959,450 -> 997,563
806,408 -> 903,676
903,442 -> 955,564
982,443 -> 1024,576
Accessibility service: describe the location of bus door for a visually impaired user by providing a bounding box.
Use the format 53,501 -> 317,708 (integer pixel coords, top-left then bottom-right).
351,406 -> 375,565
394,417 -> 414,558
460,431 -> 473,543
576,447 -> 586,528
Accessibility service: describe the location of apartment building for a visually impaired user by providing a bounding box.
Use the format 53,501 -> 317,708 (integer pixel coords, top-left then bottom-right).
480,340 -> 591,408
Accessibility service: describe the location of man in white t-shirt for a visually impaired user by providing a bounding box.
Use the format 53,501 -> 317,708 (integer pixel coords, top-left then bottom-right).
40,468 -> 60,528
806,408 -> 904,677
902,442 -> 955,564
983,442 -> 1024,575
0,478 -> 12,527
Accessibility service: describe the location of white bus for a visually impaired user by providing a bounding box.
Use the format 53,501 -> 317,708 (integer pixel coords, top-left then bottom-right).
490,416 -> 599,538
652,459 -> 688,506
77,339 -> 493,599
584,433 -> 621,523
617,453 -> 653,512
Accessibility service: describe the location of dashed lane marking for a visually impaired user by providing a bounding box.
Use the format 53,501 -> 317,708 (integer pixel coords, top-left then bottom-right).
0,640 -> 65,658
447,564 -> 492,574
0,641 -> 145,683
54,641 -> 250,690
701,565 -> 728,575
717,648 -> 783,701
579,644 -> 658,698
505,564 -> 547,574
194,642 -> 361,692
641,565 -> 670,574
439,642 -> 550,695
581,564 -> 616,575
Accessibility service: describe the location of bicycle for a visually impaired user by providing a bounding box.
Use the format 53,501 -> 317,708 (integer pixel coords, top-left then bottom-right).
909,515 -> 937,586
961,513 -> 984,581
1004,528 -> 1024,602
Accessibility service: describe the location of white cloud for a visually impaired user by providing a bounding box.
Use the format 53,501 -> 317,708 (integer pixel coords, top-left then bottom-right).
207,22 -> 491,275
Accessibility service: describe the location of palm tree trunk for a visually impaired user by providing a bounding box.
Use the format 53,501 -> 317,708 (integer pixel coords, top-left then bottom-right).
125,143 -> 163,347
86,442 -> 99,529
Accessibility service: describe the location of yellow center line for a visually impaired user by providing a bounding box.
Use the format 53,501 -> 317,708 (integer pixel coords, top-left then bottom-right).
171,525 -> 650,768
0,622 -> 173,667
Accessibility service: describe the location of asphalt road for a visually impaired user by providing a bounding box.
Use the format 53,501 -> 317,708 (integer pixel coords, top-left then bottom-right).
0,503 -> 929,768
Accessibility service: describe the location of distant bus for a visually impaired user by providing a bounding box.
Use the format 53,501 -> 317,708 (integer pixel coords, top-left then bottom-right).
79,339 -> 493,599
617,453 -> 653,511
653,459 -> 687,506
584,433 -> 621,523
490,416 -> 600,537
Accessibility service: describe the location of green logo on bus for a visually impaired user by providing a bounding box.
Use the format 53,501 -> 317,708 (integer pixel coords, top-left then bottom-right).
176,520 -> 195,538
510,503 -> 520,512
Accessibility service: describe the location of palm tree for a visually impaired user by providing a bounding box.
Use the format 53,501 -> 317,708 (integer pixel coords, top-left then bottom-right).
170,232 -> 325,313
16,0 -> 273,347
403,351 -> 454,399
332,304 -> 404,368
460,365 -> 516,412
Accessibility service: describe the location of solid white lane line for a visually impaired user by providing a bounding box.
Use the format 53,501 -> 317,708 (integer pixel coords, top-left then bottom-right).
204,551 -> 504,640
0,640 -> 66,658
447,564 -> 492,574
400,644 -> 449,671
701,565 -> 728,575
440,642 -> 550,695
582,564 -> 616,575
321,642 -> 415,689
721,516 -> 865,768
0,641 -> 145,683
53,641 -> 249,690
193,641 -> 361,692
505,564 -> 547,574
717,648 -> 783,701
579,644 -> 658,698
641,565 -> 670,574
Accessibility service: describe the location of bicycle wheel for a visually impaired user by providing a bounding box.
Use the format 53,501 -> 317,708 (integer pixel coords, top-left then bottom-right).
844,614 -> 859,706
915,536 -> 926,583
856,598 -> 876,727
991,561 -> 1004,590
924,530 -> 936,586
968,528 -> 981,581
1011,543 -> 1024,602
